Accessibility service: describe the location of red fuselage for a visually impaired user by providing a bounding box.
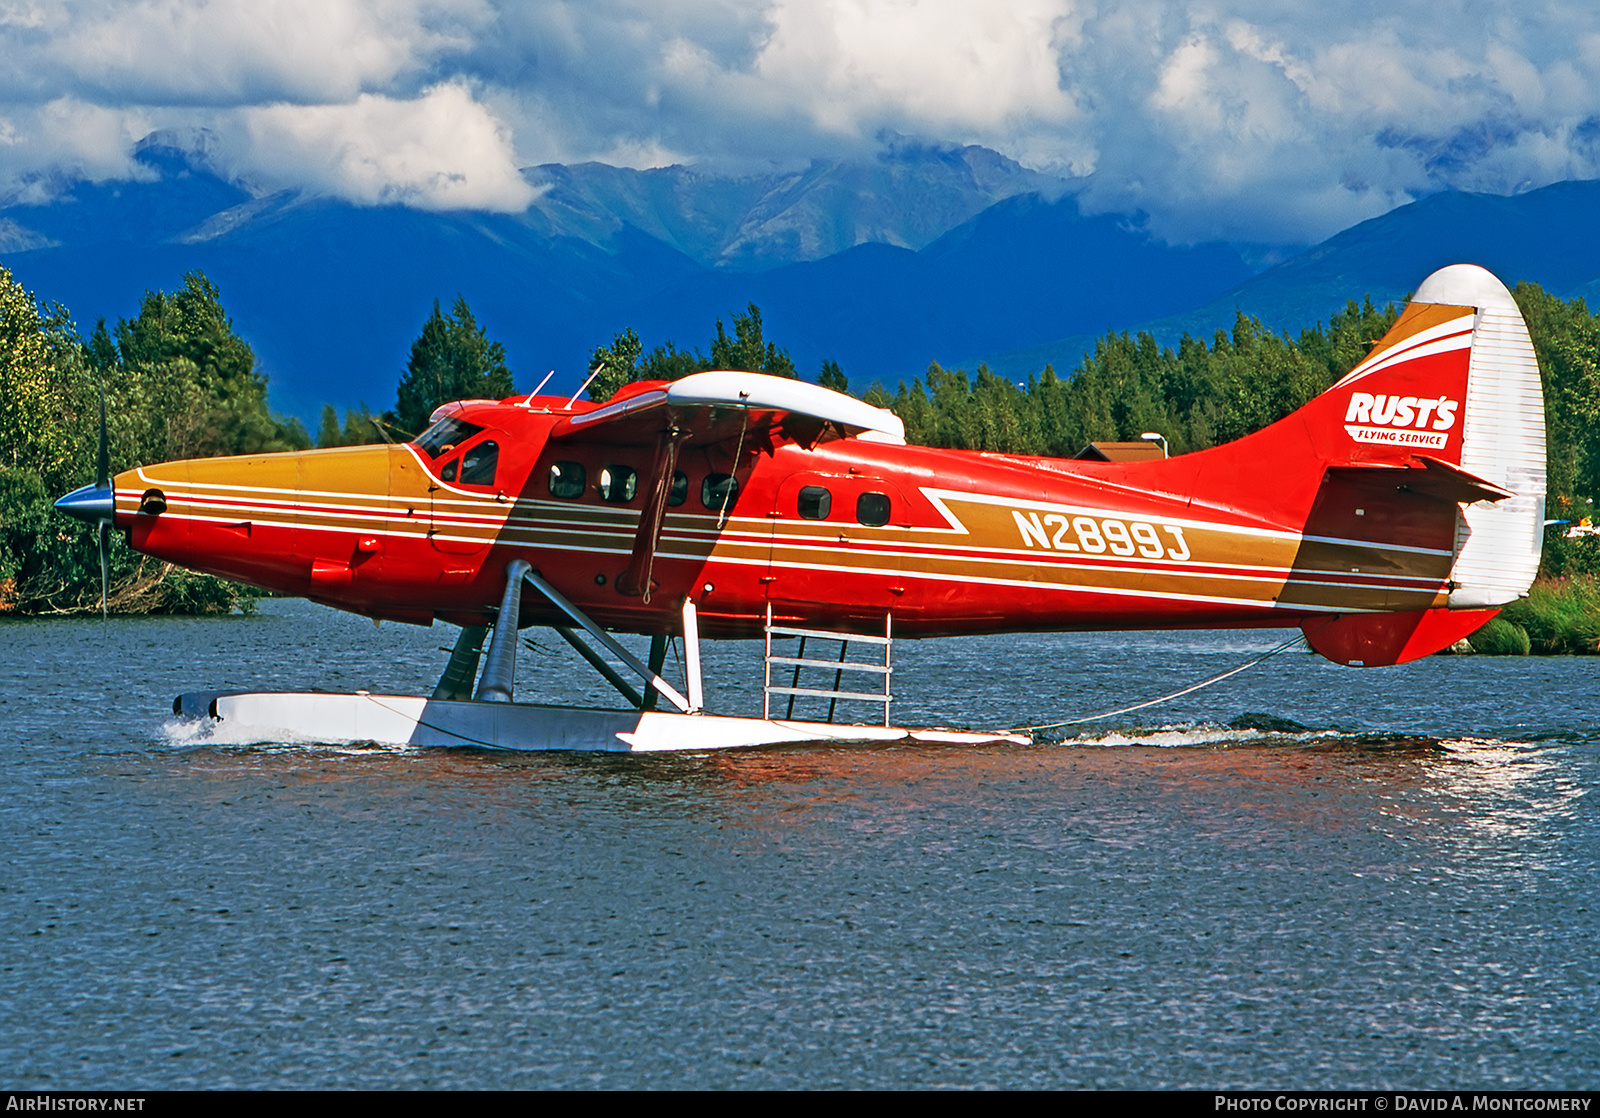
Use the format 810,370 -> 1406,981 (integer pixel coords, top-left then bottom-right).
111,387 -> 1456,641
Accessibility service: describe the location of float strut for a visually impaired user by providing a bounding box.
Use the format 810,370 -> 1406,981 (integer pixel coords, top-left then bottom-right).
682,599 -> 704,712
555,626 -> 644,708
521,568 -> 694,713
476,559 -> 532,702
432,624 -> 488,701
641,634 -> 669,712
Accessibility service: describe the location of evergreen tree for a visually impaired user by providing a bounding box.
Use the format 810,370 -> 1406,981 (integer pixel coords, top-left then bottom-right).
315,404 -> 383,447
316,405 -> 343,449
638,341 -> 704,382
818,359 -> 848,393
586,328 -> 642,403
0,268 -> 279,614
105,272 -> 306,460
582,304 -> 799,402
878,304 -> 1407,461
710,304 -> 796,378
342,405 -> 383,446
389,297 -> 515,435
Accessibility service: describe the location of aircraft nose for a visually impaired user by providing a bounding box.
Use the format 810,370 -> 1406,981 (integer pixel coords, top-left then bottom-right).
54,482 -> 115,524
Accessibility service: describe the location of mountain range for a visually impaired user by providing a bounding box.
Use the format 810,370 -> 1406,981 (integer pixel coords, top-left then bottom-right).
3,135 -> 1599,423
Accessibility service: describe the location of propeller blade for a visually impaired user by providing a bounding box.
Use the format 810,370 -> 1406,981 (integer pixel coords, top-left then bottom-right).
98,382 -> 110,617
98,520 -> 109,618
96,383 -> 109,490
56,386 -> 116,523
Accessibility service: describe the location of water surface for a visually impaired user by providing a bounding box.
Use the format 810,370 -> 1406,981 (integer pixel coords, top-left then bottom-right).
2,600 -> 1595,1088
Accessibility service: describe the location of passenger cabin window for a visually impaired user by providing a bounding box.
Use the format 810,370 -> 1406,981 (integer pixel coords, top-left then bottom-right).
667,471 -> 688,507
441,458 -> 458,482
702,473 -> 738,513
856,491 -> 891,527
599,465 -> 638,503
548,462 -> 586,499
797,485 -> 832,520
460,441 -> 498,487
416,417 -> 483,458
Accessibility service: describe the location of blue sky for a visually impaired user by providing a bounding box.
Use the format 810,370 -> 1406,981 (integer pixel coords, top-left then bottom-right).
4,1 -> 1599,245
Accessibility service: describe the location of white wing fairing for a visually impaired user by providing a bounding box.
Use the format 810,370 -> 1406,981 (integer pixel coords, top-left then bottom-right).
558,371 -> 907,444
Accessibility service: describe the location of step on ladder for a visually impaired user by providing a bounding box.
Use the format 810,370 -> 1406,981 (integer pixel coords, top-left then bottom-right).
763,604 -> 892,726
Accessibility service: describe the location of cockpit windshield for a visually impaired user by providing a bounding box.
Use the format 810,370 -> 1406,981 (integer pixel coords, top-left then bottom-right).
415,417 -> 484,458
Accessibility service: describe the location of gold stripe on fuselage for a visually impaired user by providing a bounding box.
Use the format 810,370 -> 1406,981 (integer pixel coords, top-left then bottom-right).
122,448 -> 1450,615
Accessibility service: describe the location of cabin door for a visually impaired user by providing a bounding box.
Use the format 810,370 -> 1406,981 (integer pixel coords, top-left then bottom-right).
765,471 -> 907,620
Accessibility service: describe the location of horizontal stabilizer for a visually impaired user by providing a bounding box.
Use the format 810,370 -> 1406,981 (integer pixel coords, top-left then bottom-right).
1325,456 -> 1516,506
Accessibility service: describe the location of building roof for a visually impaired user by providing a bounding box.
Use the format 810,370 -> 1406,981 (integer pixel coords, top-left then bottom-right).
1073,441 -> 1166,462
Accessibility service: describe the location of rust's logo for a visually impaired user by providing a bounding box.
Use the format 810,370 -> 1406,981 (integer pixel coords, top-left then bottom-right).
1344,392 -> 1459,448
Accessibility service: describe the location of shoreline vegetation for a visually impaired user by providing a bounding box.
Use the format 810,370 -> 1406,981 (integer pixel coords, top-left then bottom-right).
1481,575 -> 1600,655
2,265 -> 1597,652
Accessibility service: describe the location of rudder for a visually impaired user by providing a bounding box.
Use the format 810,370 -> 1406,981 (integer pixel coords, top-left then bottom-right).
1413,266 -> 1547,607
1294,264 -> 1546,664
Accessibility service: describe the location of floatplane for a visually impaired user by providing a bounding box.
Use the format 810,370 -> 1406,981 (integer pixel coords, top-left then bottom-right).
56,265 -> 1546,752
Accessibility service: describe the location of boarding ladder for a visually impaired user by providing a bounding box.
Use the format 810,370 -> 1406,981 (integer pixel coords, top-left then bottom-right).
762,604 -> 892,725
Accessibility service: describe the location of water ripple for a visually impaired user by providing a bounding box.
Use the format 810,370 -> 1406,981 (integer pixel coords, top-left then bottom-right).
3,599 -> 1596,1089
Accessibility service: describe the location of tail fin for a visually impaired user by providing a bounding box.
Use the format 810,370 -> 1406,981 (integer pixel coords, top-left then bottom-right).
1413,266 -> 1547,607
1182,264 -> 1544,664
1290,264 -> 1546,664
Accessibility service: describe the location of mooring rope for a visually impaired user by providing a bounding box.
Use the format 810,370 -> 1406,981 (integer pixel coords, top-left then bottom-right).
717,411 -> 749,530
1015,632 -> 1308,734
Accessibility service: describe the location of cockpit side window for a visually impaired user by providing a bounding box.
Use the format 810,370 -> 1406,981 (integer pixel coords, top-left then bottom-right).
460,441 -> 498,487
416,417 -> 484,458
599,465 -> 638,503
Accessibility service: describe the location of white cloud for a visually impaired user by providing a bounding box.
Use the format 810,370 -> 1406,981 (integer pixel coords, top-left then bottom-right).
753,0 -> 1082,137
1055,2 -> 1600,241
5,1 -> 1600,241
229,82 -> 536,211
16,0 -> 489,104
0,98 -> 154,201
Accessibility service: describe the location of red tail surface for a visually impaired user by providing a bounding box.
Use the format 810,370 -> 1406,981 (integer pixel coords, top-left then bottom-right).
1190,264 -> 1546,664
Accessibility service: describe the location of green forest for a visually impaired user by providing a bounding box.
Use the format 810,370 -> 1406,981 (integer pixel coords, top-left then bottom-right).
589,286 -> 1600,584
2,271 -> 310,615
2,264 -> 1598,628
875,286 -> 1600,582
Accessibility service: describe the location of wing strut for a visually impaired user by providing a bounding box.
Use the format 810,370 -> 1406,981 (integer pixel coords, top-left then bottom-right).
616,426 -> 684,601
554,626 -> 644,707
